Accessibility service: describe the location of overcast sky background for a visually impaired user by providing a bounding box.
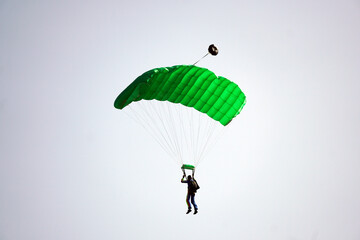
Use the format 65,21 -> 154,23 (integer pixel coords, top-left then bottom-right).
1,0 -> 360,240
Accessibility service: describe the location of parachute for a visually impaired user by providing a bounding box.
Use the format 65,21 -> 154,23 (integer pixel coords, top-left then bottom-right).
114,52 -> 246,172
114,65 -> 246,126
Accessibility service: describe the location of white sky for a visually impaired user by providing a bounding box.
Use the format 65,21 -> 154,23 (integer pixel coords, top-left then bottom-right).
1,0 -> 360,239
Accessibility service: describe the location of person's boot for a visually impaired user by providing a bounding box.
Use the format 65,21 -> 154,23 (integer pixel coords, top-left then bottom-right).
194,208 -> 198,215
186,209 -> 192,214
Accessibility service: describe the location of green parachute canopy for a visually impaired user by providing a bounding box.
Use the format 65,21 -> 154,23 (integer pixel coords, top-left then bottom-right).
114,65 -> 246,126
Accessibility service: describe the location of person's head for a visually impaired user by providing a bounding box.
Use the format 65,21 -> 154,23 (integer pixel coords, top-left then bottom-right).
187,175 -> 192,181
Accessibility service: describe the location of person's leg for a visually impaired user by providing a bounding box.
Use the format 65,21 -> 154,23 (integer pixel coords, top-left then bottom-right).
186,193 -> 191,214
190,193 -> 198,210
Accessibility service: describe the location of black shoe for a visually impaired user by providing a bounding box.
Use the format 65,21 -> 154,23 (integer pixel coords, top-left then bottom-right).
186,209 -> 192,214
194,209 -> 198,215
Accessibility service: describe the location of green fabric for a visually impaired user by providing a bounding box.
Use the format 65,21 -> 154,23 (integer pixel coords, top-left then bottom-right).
114,65 -> 246,126
181,164 -> 195,170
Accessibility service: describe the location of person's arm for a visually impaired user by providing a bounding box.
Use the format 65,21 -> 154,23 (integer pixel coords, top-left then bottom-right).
181,175 -> 187,183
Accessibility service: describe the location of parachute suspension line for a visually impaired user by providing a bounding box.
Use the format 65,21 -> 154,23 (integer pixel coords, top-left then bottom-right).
149,101 -> 182,165
126,100 -> 229,169
188,107 -> 197,165
195,120 -> 210,165
199,115 -> 211,165
198,127 -> 227,166
135,101 -> 180,165
162,102 -> 183,165
154,102 -> 182,165
177,104 -> 191,164
192,44 -> 219,65
194,109 -> 210,166
126,103 -> 176,161
195,120 -> 216,167
164,102 -> 183,164
194,115 -> 214,167
172,103 -> 198,167
193,116 -> 212,166
197,121 -> 228,167
139,103 -> 168,153
189,106 -> 196,164
193,110 -> 202,165
132,102 -> 178,161
192,53 -> 209,66
173,104 -> 186,164
138,102 -> 173,152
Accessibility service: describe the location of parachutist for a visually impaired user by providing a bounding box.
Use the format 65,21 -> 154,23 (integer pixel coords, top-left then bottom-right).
181,174 -> 200,214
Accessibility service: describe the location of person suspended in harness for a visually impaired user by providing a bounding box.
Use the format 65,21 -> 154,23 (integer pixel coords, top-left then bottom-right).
181,171 -> 200,215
